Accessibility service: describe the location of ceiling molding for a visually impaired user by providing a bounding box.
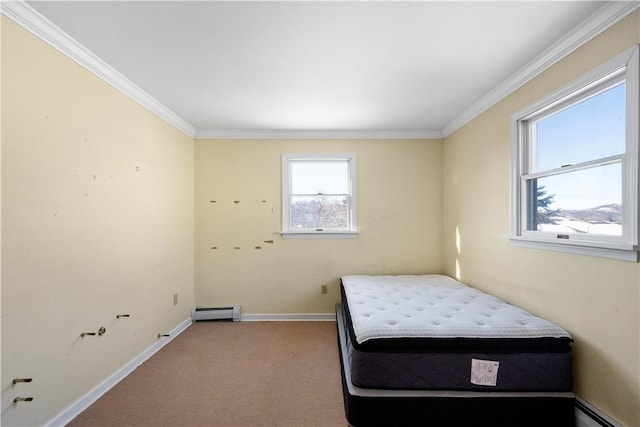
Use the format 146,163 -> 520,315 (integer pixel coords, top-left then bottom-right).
1,0 -> 196,138
194,129 -> 443,140
4,0 -> 638,141
442,0 -> 640,138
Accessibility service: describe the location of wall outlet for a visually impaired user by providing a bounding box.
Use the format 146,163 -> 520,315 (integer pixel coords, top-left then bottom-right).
321,284 -> 328,295
173,293 -> 178,306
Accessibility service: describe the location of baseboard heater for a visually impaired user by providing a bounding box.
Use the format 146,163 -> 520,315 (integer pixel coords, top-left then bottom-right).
575,397 -> 621,427
191,306 -> 241,322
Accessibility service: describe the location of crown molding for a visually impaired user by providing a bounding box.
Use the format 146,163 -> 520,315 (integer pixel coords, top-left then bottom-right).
1,0 -> 196,138
442,0 -> 640,138
194,128 -> 443,140
4,0 -> 637,141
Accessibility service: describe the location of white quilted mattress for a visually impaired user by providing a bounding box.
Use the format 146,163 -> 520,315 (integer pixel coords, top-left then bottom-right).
341,274 -> 572,344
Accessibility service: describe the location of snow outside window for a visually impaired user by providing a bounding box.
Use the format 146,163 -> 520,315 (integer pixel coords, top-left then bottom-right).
510,46 -> 639,262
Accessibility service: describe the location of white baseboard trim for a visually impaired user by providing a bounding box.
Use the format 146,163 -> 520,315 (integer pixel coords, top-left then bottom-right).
241,313 -> 336,321
575,396 -> 622,427
48,315 -> 621,427
45,318 -> 192,427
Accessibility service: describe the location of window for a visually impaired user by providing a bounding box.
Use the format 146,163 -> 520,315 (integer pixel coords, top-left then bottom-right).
510,46 -> 639,261
281,153 -> 357,238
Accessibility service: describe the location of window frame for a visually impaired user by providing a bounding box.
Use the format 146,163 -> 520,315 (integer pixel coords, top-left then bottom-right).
281,153 -> 357,238
509,46 -> 639,262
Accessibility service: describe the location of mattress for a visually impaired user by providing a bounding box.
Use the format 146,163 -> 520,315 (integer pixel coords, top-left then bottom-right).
336,302 -> 576,427
340,274 -> 573,391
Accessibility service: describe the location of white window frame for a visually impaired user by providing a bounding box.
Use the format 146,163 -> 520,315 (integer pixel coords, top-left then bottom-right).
509,46 -> 639,262
281,153 -> 357,239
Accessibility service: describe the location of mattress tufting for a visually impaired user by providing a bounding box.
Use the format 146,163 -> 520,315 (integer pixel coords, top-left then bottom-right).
341,274 -> 572,344
336,301 -> 576,426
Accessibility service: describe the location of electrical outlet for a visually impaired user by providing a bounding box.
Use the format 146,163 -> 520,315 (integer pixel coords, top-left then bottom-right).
321,284 -> 328,295
173,293 -> 178,306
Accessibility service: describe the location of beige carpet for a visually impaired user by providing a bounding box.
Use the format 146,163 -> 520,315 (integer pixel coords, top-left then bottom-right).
68,321 -> 347,427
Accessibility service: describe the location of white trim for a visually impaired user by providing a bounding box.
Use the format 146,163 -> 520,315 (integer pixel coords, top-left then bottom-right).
508,45 -> 639,262
44,318 -> 192,427
4,0 -> 637,141
0,0 -> 196,138
521,155 -> 623,181
442,1 -> 640,138
241,313 -> 336,321
194,129 -> 443,140
624,43 -> 640,252
509,237 -> 638,263
281,153 -> 357,236
281,231 -> 358,239
512,49 -> 633,122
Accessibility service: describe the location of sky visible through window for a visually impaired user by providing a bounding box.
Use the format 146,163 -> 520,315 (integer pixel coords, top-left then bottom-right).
291,160 -> 349,195
289,159 -> 351,230
535,82 -> 625,210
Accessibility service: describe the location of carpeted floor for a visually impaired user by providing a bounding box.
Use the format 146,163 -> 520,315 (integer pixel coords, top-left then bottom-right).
68,321 -> 348,427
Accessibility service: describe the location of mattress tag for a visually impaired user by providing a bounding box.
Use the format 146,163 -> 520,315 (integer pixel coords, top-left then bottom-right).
470,358 -> 499,386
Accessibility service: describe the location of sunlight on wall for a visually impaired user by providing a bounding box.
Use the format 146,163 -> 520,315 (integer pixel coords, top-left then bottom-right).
442,11 -> 640,425
455,227 -> 461,280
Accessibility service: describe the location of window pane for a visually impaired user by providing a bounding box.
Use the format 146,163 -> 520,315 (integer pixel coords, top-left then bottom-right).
291,161 -> 349,194
535,83 -> 625,172
291,195 -> 349,229
528,163 -> 622,236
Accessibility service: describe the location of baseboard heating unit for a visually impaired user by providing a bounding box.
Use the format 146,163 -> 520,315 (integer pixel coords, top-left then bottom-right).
191,306 -> 241,322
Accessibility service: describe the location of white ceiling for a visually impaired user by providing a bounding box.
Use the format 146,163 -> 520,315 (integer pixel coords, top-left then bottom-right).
19,1 -> 629,138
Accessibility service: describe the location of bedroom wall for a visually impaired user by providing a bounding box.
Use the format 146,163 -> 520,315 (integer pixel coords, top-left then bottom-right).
442,11 -> 640,427
1,17 -> 195,427
194,138 -> 443,314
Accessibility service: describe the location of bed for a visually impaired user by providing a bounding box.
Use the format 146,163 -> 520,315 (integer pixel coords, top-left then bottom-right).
337,274 -> 575,426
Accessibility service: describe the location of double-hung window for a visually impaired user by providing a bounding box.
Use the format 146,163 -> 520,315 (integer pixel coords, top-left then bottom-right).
510,46 -> 639,261
281,153 -> 357,238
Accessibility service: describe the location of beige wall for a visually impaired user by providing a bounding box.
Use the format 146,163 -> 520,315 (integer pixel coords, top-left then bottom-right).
443,12 -> 640,427
3,5 -> 639,427
1,18 -> 194,426
194,138 -> 443,314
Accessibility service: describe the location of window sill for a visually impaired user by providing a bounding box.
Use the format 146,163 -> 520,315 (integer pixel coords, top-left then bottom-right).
509,236 -> 638,262
281,231 -> 359,239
